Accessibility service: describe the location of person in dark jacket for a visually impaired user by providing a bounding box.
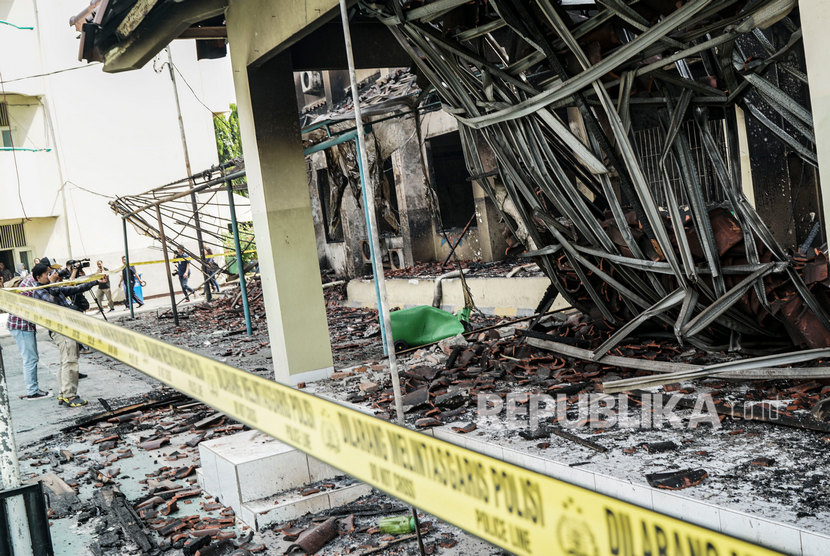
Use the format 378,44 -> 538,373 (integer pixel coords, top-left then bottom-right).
175,246 -> 197,302
31,263 -> 104,407
118,255 -> 145,308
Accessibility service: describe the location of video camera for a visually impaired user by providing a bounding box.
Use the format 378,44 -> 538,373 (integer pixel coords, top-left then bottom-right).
56,258 -> 90,280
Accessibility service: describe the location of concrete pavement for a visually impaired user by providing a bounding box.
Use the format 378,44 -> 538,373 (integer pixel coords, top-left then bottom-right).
0,292 -> 193,448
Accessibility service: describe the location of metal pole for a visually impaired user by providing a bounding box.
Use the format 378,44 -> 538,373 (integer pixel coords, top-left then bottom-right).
165,46 -> 211,302
339,0 -> 405,423
354,148 -> 389,351
225,169 -> 252,336
156,205 -> 180,326
122,217 -> 134,319
0,346 -> 33,555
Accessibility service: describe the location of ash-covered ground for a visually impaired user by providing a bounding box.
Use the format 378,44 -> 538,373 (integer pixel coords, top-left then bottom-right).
9,278 -> 503,555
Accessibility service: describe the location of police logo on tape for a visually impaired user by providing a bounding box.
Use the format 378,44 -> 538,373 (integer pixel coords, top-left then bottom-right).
556,498 -> 598,556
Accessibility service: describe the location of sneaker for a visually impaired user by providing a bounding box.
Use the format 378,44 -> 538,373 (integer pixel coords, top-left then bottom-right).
78,373 -> 88,379
62,396 -> 88,407
24,390 -> 51,400
57,396 -> 67,406
108,308 -> 115,312
79,348 -> 93,355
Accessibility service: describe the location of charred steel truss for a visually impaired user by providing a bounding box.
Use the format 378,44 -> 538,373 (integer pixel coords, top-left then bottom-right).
364,0 -> 830,353
109,159 -> 249,263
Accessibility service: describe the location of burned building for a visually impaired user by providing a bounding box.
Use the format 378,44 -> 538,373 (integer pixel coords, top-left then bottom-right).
298,68 -> 511,277
73,0 -> 830,376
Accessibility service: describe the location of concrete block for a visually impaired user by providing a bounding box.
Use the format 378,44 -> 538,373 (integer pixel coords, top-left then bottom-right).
237,449 -> 310,503
307,455 -> 339,482
198,430 -> 339,513
243,483 -> 374,530
328,483 -> 373,507
214,452 -> 242,510
800,530 -> 830,556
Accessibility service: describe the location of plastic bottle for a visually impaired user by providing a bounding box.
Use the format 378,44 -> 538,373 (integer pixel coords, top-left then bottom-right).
378,516 -> 415,535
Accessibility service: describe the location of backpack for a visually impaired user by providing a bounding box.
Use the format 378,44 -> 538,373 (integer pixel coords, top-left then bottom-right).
73,293 -> 90,312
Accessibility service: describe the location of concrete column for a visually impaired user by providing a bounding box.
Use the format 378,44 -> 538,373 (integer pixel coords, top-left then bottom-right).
340,182 -> 369,276
233,51 -> 333,384
472,181 -> 507,262
471,135 -> 509,260
389,116 -> 435,265
801,0 -> 830,247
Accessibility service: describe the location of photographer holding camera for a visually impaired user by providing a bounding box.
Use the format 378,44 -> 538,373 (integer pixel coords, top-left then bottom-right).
30,262 -> 105,407
60,259 -> 92,313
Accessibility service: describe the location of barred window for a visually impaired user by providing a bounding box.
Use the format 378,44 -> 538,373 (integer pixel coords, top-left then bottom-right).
0,102 -> 10,147
0,223 -> 26,249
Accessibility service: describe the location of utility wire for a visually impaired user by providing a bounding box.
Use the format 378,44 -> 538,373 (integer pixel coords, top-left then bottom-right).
170,62 -> 214,114
65,180 -> 115,200
0,63 -> 100,85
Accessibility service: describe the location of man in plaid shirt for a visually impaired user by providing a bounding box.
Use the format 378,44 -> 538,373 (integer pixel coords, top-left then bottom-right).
28,262 -> 103,407
6,273 -> 50,400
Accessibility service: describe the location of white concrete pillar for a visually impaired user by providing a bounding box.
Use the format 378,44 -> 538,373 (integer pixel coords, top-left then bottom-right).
801,0 -> 830,245
229,50 -> 334,384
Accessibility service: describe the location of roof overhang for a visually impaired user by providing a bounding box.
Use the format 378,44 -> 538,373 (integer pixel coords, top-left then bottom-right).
76,0 -> 227,73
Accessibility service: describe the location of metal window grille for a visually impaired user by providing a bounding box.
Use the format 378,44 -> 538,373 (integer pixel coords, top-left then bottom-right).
0,223 -> 26,249
633,119 -> 728,207
0,103 -> 8,127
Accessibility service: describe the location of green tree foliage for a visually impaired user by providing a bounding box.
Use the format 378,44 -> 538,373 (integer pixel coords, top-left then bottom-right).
214,103 -> 242,163
215,104 -> 255,271
222,221 -> 258,274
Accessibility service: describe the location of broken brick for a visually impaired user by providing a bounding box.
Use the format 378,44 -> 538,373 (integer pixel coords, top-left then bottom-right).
415,417 -> 442,428
451,422 -> 476,434
646,469 -> 708,490
137,437 -> 170,451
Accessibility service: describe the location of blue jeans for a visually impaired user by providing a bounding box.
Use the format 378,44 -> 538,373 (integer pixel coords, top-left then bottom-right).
10,329 -> 40,395
179,275 -> 195,300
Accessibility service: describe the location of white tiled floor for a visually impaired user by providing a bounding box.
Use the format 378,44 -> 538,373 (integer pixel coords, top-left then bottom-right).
435,428 -> 830,555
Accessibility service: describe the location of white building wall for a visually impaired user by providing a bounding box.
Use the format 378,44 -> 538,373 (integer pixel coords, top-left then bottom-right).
0,0 -> 237,297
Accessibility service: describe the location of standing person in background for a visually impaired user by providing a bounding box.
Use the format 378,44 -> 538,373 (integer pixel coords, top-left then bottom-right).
94,260 -> 115,312
6,271 -> 50,400
118,255 -> 145,308
204,247 -> 221,294
175,246 -> 197,302
0,261 -> 12,283
15,263 -> 28,278
30,263 -> 104,407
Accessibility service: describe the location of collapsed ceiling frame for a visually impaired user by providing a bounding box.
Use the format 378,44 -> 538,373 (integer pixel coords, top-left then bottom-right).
109,158 -> 249,263
363,0 -> 830,355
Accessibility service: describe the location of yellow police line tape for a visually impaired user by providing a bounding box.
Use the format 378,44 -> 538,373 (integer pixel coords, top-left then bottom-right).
132,248 -> 258,267
6,249 -> 258,292
0,290 -> 781,556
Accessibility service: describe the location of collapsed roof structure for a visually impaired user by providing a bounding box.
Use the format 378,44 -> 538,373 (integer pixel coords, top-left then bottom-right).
362,0 -> 828,353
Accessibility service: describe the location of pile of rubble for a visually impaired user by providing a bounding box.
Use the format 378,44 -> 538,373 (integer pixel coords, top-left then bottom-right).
382,260 -> 543,279
338,311 -> 830,432
19,393 -> 260,554
364,0 -> 830,353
